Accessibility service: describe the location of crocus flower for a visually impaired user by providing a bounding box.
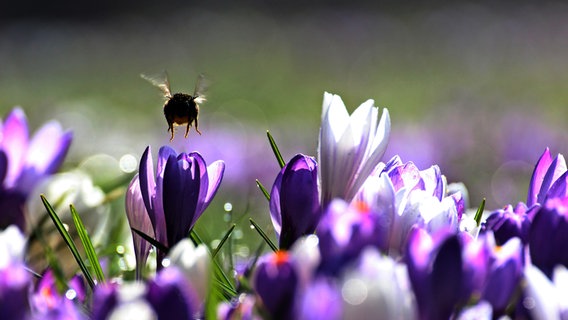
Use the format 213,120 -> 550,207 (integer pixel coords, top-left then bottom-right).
481,237 -> 524,316
254,250 -> 299,320
0,226 -> 31,319
529,196 -> 568,278
405,227 -> 463,320
316,199 -> 389,275
0,107 -> 72,230
353,155 -> 464,257
519,265 -> 567,319
481,202 -> 535,246
269,154 -> 321,249
125,174 -> 154,279
31,269 -> 86,319
297,277 -> 342,320
166,238 -> 210,302
527,148 -> 568,207
318,92 -> 390,208
340,248 -> 417,320
126,145 -> 224,267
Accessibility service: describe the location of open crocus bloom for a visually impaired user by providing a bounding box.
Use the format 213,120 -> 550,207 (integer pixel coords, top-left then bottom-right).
318,92 -> 390,208
0,108 -> 72,230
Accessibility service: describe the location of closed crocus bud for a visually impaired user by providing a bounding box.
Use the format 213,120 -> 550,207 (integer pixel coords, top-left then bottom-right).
529,197 -> 568,278
269,154 -> 321,250
146,266 -> 201,319
482,237 -> 524,316
166,239 -> 210,302
406,227 -> 463,320
254,251 -> 299,320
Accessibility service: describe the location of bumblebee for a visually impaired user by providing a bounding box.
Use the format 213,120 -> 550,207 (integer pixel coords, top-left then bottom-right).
141,71 -> 207,141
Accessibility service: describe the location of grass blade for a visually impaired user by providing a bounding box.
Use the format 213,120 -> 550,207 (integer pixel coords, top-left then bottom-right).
40,194 -> 95,289
212,224 -> 236,258
267,130 -> 286,169
474,198 -> 486,226
256,179 -> 271,202
70,205 -> 106,284
249,218 -> 278,252
131,227 -> 170,253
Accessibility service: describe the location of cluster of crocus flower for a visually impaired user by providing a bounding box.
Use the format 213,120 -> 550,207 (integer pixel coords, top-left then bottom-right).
224,93 -> 568,319
0,108 -> 72,231
3,92 -> 568,319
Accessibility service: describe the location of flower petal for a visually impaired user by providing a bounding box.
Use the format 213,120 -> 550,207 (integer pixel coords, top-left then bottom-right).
125,174 -> 155,279
1,108 -> 29,188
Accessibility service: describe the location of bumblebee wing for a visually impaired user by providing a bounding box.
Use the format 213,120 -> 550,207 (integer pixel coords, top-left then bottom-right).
193,73 -> 208,103
141,71 -> 172,98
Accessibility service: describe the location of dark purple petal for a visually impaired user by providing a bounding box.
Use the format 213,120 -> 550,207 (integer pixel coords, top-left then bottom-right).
529,197 -> 568,277
163,154 -> 200,247
0,150 -> 8,184
254,251 -> 298,320
187,152 -> 210,227
91,284 -> 118,320
406,227 -> 463,320
482,238 -> 523,315
0,263 -> 31,319
0,189 -> 26,230
146,267 -> 199,319
482,203 -> 532,245
537,154 -> 567,205
278,154 -> 321,249
138,146 -> 157,229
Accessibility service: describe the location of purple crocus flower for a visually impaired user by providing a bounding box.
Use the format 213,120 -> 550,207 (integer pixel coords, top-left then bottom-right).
318,92 -> 390,208
254,250 -> 299,320
316,199 -> 388,275
126,145 -> 224,267
269,154 -> 321,249
481,202 -> 535,245
0,107 -> 72,230
146,266 -> 201,319
405,227 -> 463,320
31,269 -> 86,319
529,196 -> 568,278
481,237 -> 524,316
297,277 -> 342,320
527,148 -> 568,207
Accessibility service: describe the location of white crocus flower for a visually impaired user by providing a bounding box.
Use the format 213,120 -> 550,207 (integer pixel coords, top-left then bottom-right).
166,239 -> 210,301
318,92 -> 390,208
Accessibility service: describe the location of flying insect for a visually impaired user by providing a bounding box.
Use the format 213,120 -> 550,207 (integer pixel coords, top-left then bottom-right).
141,71 -> 207,141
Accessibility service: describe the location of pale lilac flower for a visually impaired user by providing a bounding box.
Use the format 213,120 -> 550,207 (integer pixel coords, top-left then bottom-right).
0,226 -> 31,319
0,107 -> 72,230
340,248 -> 417,320
166,239 -> 210,302
318,92 -> 390,208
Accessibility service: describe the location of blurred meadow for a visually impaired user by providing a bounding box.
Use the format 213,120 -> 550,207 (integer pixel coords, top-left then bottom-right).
3,2 -> 568,256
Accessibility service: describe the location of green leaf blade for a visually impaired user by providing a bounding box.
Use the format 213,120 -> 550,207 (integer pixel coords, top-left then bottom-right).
267,130 -> 286,169
70,205 -> 106,284
40,195 -> 96,289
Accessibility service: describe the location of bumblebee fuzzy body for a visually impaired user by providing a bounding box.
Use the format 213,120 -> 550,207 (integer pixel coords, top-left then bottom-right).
142,71 -> 206,141
164,93 -> 201,141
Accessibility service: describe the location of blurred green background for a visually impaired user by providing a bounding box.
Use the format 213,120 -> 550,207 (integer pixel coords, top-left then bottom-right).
3,2 -> 568,254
